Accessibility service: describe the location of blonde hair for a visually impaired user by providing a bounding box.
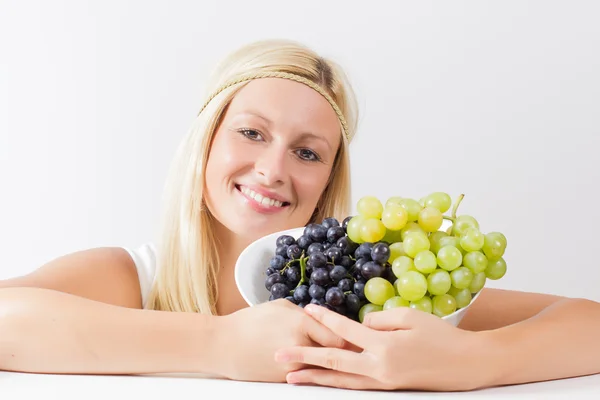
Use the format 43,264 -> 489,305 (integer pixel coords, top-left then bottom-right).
146,39 -> 359,314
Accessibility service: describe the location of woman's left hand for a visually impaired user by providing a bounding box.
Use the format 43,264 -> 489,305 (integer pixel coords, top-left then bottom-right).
274,304 -> 494,391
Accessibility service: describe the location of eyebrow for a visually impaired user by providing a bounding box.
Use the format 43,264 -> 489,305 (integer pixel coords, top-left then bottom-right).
236,110 -> 334,151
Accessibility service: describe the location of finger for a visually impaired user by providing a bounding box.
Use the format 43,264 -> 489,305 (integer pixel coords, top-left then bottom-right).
302,314 -> 347,349
274,346 -> 370,376
286,369 -> 385,390
304,304 -> 378,350
362,305 -> 435,331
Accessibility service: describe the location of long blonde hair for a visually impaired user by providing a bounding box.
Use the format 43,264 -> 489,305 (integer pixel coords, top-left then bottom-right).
146,39 -> 359,314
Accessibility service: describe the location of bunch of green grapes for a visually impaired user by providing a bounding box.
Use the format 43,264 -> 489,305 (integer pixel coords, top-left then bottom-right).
346,192 -> 508,321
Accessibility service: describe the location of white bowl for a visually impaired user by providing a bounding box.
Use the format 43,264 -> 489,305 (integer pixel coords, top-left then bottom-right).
234,226 -> 482,327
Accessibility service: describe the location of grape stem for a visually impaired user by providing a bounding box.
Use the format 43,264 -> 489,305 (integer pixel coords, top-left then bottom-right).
451,193 -> 465,219
295,256 -> 308,288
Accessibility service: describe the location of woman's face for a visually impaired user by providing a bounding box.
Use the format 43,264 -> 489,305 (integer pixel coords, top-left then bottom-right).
204,78 -> 342,240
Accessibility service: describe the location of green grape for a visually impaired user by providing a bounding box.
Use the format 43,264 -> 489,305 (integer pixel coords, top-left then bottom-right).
450,266 -> 474,289
438,236 -> 466,255
463,251 -> 488,273
398,198 -> 423,222
423,192 -> 452,213
360,218 -> 386,243
485,257 -> 507,280
448,286 -> 472,308
381,203 -> 408,231
427,269 -> 452,295
482,232 -> 507,259
383,296 -> 410,310
432,294 -> 457,317
382,227 -> 403,244
346,215 -> 364,243
414,250 -> 437,274
410,296 -> 433,313
437,245 -> 463,271
417,207 -> 443,232
357,196 -> 383,219
469,271 -> 487,293
400,222 -> 426,241
391,255 -> 416,278
364,277 -> 396,305
429,231 -> 448,254
385,196 -> 403,208
395,270 -> 428,301
359,303 -> 383,323
460,228 -> 485,252
388,242 -> 407,263
402,232 -> 430,258
451,215 -> 480,237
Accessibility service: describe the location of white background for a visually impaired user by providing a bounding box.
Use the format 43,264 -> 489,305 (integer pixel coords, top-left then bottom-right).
1,0 -> 599,302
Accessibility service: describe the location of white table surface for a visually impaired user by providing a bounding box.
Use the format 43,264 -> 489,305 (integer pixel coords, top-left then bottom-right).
2,371 -> 600,399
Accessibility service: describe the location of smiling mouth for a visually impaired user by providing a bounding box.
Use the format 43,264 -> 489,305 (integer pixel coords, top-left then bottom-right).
235,185 -> 291,208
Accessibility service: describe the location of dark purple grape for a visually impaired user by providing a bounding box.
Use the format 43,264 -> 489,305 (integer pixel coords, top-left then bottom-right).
354,243 -> 373,260
383,265 -> 397,284
333,303 -> 347,315
307,242 -> 325,256
285,296 -> 298,304
303,223 -> 317,237
270,255 -> 286,270
346,293 -> 361,313
275,245 -> 289,258
325,246 -> 343,262
325,287 -> 344,306
352,257 -> 368,278
265,273 -> 285,290
271,283 -> 289,299
309,224 -> 327,242
297,234 -> 312,250
338,278 -> 353,292
329,265 -> 348,283
286,266 -> 300,283
265,267 -> 277,276
307,252 -> 327,269
322,217 -> 340,229
309,284 -> 326,299
342,216 -> 353,231
310,268 -> 330,286
298,302 -> 308,308
310,298 -> 325,306
287,244 -> 302,260
339,255 -> 352,268
361,261 -> 384,279
293,285 -> 311,303
276,235 -> 296,247
371,242 -> 391,263
336,236 -> 356,256
322,242 -> 333,250
327,226 -> 346,243
353,281 -> 366,300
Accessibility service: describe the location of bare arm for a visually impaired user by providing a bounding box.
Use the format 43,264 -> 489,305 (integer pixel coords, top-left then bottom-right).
0,247 -> 143,308
0,286 -> 223,376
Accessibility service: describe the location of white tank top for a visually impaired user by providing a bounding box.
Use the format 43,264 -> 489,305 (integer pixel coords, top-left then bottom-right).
122,243 -> 157,309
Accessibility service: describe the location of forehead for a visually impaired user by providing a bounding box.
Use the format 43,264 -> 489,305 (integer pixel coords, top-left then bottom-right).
225,78 -> 342,144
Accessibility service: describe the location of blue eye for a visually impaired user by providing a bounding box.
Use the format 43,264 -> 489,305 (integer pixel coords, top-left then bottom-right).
239,129 -> 262,141
296,148 -> 320,162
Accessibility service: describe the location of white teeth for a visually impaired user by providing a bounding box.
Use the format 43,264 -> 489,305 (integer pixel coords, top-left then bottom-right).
240,186 -> 284,207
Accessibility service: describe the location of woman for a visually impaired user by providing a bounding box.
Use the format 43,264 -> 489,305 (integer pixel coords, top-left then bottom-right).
0,39 -> 598,392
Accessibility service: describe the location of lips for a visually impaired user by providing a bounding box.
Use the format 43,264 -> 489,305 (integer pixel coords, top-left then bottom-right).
236,185 -> 291,208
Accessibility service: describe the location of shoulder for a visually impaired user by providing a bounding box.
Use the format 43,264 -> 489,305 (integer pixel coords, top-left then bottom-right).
122,243 -> 158,308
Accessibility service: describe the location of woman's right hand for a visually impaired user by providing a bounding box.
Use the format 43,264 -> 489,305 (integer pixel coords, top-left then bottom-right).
214,299 -> 348,383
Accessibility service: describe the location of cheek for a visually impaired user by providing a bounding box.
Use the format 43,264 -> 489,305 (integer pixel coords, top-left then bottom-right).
293,167 -> 331,207
205,135 -> 247,182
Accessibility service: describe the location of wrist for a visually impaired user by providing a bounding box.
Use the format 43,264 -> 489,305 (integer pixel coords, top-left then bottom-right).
468,328 -> 511,390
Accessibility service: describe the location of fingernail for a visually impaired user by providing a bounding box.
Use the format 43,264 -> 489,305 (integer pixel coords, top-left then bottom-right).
305,304 -> 321,315
274,351 -> 291,362
287,372 -> 301,384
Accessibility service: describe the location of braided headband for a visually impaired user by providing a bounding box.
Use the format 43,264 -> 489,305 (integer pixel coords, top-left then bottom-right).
196,71 -> 351,142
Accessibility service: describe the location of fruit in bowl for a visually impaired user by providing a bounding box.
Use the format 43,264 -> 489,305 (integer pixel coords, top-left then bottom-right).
234,192 -> 507,327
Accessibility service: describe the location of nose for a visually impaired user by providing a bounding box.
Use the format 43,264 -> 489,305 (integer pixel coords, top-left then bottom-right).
254,144 -> 288,186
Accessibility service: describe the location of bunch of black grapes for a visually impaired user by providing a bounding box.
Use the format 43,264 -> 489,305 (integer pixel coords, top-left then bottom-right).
264,216 -> 395,321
